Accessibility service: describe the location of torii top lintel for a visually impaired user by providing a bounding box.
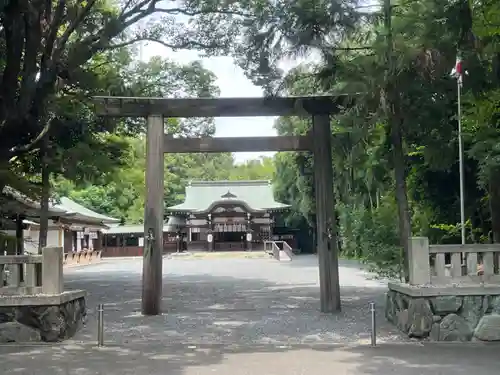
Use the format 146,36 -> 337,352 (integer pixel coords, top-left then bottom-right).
93,95 -> 353,118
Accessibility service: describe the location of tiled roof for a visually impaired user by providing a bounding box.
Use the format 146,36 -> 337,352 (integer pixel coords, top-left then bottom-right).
0,186 -> 66,217
167,180 -> 289,213
56,197 -> 119,223
1,187 -> 119,227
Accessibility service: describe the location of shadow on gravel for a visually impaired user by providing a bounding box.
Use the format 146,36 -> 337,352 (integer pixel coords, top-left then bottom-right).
7,257 -> 486,374
63,272 -> 400,347
1,341 -> 499,375
0,269 -> 499,374
272,254 -> 367,270
337,342 -> 500,375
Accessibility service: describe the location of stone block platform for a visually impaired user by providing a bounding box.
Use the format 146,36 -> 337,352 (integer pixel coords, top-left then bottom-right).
0,290 -> 87,343
0,247 -> 88,342
387,282 -> 500,342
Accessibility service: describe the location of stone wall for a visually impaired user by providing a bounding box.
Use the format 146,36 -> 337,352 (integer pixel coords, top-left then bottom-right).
386,289 -> 500,341
0,296 -> 86,343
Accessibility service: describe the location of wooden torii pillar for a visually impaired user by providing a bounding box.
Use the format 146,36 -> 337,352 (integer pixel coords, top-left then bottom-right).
143,114 -> 164,314
94,96 -> 350,315
312,114 -> 341,312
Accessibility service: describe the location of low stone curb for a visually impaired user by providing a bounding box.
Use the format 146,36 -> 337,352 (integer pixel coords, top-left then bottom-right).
167,251 -> 270,260
64,261 -> 104,269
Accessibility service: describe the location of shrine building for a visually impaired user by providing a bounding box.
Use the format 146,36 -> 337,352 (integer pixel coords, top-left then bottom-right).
167,180 -> 290,251
102,180 -> 293,256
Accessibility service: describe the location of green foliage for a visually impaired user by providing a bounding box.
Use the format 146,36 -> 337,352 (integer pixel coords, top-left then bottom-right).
243,0 -> 500,277
3,0 -> 500,279
53,135 -> 276,223
229,157 -> 275,181
464,89 -> 500,187
338,197 -> 402,279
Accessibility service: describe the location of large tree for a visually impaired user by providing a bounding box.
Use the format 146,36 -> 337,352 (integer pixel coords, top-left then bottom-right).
261,0 -> 500,276
0,0 -> 249,190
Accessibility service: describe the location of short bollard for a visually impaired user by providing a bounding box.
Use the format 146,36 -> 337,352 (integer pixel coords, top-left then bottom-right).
97,304 -> 104,347
370,302 -> 376,347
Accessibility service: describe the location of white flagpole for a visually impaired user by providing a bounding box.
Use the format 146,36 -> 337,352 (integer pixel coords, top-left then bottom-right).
457,77 -> 466,245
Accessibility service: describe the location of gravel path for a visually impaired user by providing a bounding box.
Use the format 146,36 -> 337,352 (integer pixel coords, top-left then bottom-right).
2,255 -> 500,375
66,255 -> 404,346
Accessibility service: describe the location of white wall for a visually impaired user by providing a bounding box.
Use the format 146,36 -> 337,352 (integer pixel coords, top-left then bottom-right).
22,227 -> 62,254
27,229 -> 61,245
189,217 -> 271,225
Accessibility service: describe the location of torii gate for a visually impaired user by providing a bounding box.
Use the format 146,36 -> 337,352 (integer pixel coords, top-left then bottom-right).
94,95 -> 350,315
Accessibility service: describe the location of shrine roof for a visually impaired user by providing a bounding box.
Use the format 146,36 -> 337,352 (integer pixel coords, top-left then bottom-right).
0,188 -> 119,229
0,186 -> 66,218
55,197 -> 120,224
167,180 -> 289,213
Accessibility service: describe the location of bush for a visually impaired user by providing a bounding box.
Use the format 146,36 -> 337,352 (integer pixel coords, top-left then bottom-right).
338,196 -> 403,279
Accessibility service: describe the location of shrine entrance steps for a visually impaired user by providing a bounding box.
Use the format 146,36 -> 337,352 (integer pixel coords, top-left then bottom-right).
264,241 -> 293,261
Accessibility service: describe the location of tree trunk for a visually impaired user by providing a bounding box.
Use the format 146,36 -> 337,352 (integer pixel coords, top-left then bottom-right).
366,182 -> 374,212
488,171 -> 500,243
38,141 -> 50,254
390,114 -> 412,281
384,0 -> 411,281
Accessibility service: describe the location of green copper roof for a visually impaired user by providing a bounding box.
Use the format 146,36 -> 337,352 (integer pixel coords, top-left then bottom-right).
0,187 -> 119,226
167,180 -> 289,213
56,197 -> 120,223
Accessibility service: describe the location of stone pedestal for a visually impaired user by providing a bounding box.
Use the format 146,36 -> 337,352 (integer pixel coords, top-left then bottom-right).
387,283 -> 500,342
0,290 -> 86,343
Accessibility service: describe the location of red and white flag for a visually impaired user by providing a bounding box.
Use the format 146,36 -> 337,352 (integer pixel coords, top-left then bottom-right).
450,56 -> 464,86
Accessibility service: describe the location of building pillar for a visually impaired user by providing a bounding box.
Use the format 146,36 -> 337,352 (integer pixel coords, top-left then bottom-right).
99,231 -> 104,251
246,232 -> 253,251
246,213 -> 252,251
142,114 -> 164,316
269,215 -> 275,241
15,214 -> 24,255
175,233 -> 180,252
207,214 -> 214,251
76,233 -> 82,252
207,230 -> 213,251
58,227 -> 63,248
312,114 -> 341,313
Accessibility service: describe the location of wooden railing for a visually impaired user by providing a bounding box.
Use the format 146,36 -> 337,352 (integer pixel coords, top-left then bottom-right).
0,247 -> 64,295
408,237 -> 500,285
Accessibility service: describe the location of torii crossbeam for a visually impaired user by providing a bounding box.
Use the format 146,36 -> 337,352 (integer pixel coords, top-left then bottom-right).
94,95 -> 352,315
